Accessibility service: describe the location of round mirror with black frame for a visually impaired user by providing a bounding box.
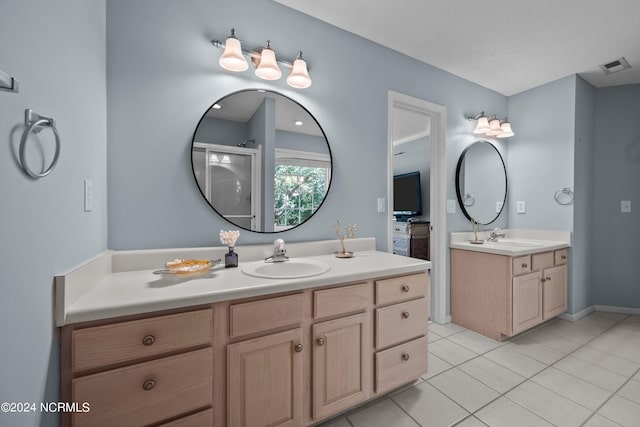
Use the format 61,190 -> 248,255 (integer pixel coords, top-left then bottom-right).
191,89 -> 333,233
455,140 -> 507,225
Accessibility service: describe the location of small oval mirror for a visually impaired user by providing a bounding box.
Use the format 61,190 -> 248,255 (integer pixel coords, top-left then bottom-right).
191,90 -> 332,233
455,140 -> 507,225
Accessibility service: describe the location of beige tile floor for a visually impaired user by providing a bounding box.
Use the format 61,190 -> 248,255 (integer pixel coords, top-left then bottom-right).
319,312 -> 640,427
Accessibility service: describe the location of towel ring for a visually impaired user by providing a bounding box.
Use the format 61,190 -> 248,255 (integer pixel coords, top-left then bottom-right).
554,187 -> 574,205
463,193 -> 475,207
19,109 -> 60,179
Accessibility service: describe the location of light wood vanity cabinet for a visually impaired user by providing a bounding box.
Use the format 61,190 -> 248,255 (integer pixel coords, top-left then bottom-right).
61,271 -> 429,427
451,248 -> 567,340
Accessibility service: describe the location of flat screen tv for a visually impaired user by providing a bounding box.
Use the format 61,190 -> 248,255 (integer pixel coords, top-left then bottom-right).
394,171 -> 422,217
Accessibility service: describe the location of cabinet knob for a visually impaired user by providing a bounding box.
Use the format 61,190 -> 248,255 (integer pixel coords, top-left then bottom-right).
546,276 -> 551,281
316,337 -> 325,346
294,343 -> 304,353
142,335 -> 156,346
541,278 -> 546,283
561,255 -> 567,260
401,353 -> 410,362
401,311 -> 410,319
142,379 -> 156,391
522,263 -> 528,268
401,285 -> 410,293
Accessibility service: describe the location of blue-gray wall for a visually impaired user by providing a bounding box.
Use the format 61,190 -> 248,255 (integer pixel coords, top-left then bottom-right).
573,76 -> 596,313
0,1 -> 107,426
592,84 -> 640,308
106,0 -> 507,252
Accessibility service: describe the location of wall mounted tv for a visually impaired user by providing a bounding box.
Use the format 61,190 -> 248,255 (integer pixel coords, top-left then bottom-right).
394,171 -> 422,217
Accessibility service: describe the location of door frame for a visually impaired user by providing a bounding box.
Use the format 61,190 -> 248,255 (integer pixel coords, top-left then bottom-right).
387,91 -> 447,324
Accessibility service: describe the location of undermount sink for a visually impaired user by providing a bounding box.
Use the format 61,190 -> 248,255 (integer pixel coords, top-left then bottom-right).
241,258 -> 331,279
484,239 -> 543,248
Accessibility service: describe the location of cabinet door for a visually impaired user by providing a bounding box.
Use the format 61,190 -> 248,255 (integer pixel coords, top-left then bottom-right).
512,271 -> 543,334
543,265 -> 567,320
313,312 -> 370,420
227,328 -> 303,427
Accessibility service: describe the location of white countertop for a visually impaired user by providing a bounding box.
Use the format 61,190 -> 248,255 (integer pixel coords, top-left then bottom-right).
450,229 -> 571,256
55,238 -> 431,326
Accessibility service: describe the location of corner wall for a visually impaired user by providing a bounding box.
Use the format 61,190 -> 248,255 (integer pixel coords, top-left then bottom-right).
592,84 -> 640,309
0,1 -> 107,426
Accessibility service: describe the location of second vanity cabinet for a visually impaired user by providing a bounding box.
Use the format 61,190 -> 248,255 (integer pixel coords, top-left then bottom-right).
451,248 -> 567,341
60,271 -> 429,427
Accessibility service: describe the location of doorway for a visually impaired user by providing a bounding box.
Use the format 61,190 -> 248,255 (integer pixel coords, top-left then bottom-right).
387,91 -> 447,324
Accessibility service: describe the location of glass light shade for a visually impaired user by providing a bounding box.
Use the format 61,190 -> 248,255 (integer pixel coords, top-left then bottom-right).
486,119 -> 503,136
255,48 -> 282,80
497,122 -> 514,138
286,57 -> 312,89
473,116 -> 490,134
219,37 -> 248,72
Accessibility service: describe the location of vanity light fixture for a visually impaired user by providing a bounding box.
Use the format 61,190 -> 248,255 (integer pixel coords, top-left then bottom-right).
211,28 -> 312,89
467,112 -> 515,138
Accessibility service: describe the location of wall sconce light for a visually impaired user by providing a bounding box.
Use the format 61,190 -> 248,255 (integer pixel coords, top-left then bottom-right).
467,112 -> 515,138
211,29 -> 312,89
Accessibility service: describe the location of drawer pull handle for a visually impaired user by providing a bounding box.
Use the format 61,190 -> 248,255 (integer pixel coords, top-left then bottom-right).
142,335 -> 156,346
294,343 -> 304,353
561,255 -> 567,260
401,311 -> 410,319
401,353 -> 410,362
316,337 -> 325,346
401,285 -> 410,293
142,379 -> 156,391
522,263 -> 528,268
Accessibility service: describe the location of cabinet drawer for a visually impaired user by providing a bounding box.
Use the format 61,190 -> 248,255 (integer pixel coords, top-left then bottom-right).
555,249 -> 568,265
314,283 -> 369,318
229,293 -> 304,338
72,348 -> 212,427
158,408 -> 213,427
375,336 -> 428,393
375,273 -> 428,305
72,309 -> 212,373
512,255 -> 531,276
532,251 -> 554,271
376,298 -> 428,349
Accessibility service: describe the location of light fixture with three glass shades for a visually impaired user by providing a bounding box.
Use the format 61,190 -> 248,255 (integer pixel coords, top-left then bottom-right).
212,28 -> 312,89
467,112 -> 514,138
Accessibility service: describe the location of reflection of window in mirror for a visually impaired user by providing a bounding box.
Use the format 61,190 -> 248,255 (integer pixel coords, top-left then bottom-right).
273,148 -> 331,231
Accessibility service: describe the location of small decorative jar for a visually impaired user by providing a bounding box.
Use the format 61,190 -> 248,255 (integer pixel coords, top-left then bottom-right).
225,246 -> 238,268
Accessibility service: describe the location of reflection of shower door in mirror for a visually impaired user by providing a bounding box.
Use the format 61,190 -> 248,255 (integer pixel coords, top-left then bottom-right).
194,143 -> 261,231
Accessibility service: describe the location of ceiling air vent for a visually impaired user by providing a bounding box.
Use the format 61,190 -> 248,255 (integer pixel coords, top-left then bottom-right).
599,57 -> 631,75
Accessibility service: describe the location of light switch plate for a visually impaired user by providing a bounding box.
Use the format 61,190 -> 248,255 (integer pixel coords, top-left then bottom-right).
516,201 -> 526,214
377,197 -> 385,213
496,201 -> 504,213
447,199 -> 456,214
621,200 -> 631,213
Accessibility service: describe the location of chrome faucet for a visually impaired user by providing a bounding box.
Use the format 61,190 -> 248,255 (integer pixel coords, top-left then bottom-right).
487,228 -> 506,242
265,238 -> 289,263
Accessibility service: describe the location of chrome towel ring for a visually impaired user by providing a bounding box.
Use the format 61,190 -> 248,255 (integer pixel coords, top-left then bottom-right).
554,187 -> 574,205
19,109 -> 60,179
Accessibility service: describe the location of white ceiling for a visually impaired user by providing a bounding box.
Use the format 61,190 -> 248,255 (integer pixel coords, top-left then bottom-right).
274,0 -> 640,96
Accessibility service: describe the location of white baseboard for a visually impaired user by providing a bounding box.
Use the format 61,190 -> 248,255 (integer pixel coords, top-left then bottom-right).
560,306 -> 595,321
560,305 -> 640,321
594,305 -> 640,315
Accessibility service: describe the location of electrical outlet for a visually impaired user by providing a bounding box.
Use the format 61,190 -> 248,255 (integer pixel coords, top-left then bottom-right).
621,200 -> 631,213
516,201 -> 526,214
496,201 -> 504,213
447,199 -> 456,214
84,179 -> 93,212
377,197 -> 385,213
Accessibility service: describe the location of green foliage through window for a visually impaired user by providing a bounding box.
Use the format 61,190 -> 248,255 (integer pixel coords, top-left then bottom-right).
274,165 -> 328,227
